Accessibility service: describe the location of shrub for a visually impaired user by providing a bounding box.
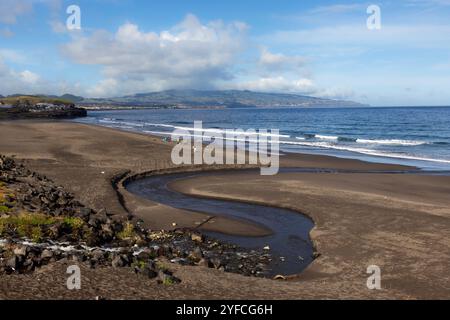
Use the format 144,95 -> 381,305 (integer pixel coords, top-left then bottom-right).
132,260 -> 147,270
63,217 -> 84,231
31,226 -> 43,242
117,222 -> 136,240
162,276 -> 177,286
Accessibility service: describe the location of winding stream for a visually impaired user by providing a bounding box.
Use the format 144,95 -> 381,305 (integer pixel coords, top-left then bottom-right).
126,170 -> 315,276
125,167 -> 450,276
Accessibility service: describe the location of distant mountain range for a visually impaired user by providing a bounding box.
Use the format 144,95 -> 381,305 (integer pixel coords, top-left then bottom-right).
1,90 -> 368,108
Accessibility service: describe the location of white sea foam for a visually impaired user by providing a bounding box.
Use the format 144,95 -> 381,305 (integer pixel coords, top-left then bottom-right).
356,139 -> 426,146
310,134 -> 425,146
315,135 -> 339,141
143,131 -> 282,156
101,121 -> 425,146
99,119 -> 118,124
143,123 -> 289,138
97,120 -> 448,165
285,140 -> 450,164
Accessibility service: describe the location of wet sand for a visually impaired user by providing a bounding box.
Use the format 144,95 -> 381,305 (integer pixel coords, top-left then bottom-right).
1,120 -> 449,299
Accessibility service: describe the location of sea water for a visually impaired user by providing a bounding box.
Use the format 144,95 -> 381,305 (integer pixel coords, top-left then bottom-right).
75,106 -> 450,171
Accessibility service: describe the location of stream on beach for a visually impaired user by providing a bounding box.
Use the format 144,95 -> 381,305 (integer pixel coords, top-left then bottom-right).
126,171 -> 315,277
125,166 -> 450,276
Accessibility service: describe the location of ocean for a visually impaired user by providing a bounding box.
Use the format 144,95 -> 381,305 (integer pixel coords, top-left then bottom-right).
75,106 -> 450,171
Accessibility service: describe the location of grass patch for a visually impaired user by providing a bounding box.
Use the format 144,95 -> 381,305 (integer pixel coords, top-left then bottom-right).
31,226 -> 43,242
0,183 -> 86,242
162,276 -> 177,286
7,213 -> 56,239
0,95 -> 72,106
0,213 -> 85,242
0,205 -> 10,214
63,217 -> 84,231
0,185 -> 15,208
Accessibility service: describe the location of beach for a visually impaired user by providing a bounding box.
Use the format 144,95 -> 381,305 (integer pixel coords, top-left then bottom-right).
1,120 -> 449,299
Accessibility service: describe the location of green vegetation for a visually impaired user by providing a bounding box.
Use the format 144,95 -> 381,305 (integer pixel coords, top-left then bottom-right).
162,276 -> 177,286
132,260 -> 147,270
156,261 -> 169,273
63,217 -> 84,231
117,222 -> 136,240
31,226 -> 43,242
0,95 -> 73,106
0,213 -> 85,243
0,185 -> 14,214
0,205 -> 11,214
0,213 -> 56,240
80,89 -> 366,109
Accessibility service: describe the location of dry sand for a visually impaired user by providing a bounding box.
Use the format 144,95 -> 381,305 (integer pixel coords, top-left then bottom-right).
0,120 -> 449,299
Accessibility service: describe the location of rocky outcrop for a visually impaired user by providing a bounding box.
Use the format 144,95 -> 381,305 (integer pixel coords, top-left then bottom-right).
0,155 -> 272,281
0,102 -> 86,120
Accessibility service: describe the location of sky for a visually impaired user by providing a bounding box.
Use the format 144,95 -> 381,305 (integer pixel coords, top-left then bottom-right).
0,0 -> 450,106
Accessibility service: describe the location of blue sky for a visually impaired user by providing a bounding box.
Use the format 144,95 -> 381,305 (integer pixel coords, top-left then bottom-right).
1,0 -> 450,106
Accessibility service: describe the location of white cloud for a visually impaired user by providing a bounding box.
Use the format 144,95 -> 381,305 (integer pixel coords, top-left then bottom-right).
0,0 -> 33,25
0,59 -> 38,93
0,49 -> 26,63
231,76 -> 315,94
315,86 -> 355,100
18,70 -> 40,84
0,57 -> 81,96
0,0 -> 63,36
228,76 -> 355,100
266,24 -> 450,49
86,78 -> 118,97
222,48 -> 317,95
62,14 -> 248,97
309,3 -> 366,14
0,6 -> 355,100
259,47 -> 306,72
49,20 -> 67,34
406,0 -> 450,6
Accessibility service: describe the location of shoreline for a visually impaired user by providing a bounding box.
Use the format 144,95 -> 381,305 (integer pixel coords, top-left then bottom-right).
73,119 -> 419,172
76,111 -> 450,171
1,120 -> 449,299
